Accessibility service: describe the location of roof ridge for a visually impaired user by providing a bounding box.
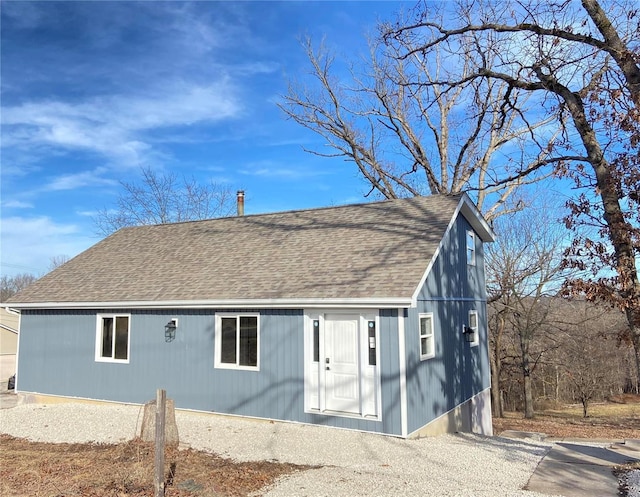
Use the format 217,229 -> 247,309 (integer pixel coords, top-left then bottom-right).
121,193 -> 465,230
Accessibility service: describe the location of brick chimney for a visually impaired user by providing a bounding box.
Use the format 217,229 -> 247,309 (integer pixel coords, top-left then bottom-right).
237,190 -> 245,216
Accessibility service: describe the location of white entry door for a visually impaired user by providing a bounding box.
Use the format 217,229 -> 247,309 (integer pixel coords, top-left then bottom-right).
324,314 -> 361,414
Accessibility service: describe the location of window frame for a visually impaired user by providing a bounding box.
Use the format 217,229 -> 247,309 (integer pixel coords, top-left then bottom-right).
466,229 -> 476,266
419,312 -> 435,361
95,313 -> 131,364
215,313 -> 260,371
468,310 -> 479,347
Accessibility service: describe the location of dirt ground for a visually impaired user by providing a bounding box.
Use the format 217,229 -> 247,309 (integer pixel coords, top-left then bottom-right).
492,394 -> 640,440
0,435 -> 311,497
1,396 -> 639,497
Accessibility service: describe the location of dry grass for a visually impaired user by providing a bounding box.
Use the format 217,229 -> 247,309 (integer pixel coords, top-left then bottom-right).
492,394 -> 640,439
0,435 -> 312,497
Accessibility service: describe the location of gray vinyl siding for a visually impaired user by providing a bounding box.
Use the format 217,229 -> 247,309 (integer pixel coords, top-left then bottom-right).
406,214 -> 491,434
416,215 -> 487,301
17,309 -> 304,417
17,307 -> 403,435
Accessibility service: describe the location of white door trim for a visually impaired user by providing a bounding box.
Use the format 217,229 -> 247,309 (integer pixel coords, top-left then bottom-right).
304,309 -> 381,420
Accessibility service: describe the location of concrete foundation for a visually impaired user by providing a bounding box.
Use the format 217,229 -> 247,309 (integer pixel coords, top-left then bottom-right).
410,388 -> 493,438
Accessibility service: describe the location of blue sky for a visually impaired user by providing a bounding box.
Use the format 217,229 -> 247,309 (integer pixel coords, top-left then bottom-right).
1,0 -> 412,277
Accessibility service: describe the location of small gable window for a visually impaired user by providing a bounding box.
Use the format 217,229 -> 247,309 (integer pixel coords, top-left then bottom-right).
466,230 -> 476,266
96,314 -> 130,363
419,313 -> 435,360
215,313 -> 259,370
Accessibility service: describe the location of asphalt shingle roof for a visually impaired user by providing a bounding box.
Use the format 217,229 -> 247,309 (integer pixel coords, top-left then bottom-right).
9,194 -> 470,305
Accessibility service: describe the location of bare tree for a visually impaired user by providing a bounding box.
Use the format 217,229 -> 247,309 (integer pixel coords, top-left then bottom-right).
559,301 -> 626,417
48,255 -> 70,272
0,273 -> 38,302
280,33 -> 558,221
487,207 -> 568,418
94,166 -> 235,236
382,0 -> 640,386
492,292 -> 633,414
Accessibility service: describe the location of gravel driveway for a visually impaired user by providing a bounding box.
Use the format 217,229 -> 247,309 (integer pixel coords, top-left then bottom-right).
0,402 -> 558,496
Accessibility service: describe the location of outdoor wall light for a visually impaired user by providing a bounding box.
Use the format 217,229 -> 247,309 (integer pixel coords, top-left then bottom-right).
165,318 -> 178,342
463,325 -> 476,343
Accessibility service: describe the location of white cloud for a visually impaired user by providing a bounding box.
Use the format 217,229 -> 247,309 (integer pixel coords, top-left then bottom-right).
110,81 -> 241,130
0,1 -> 46,30
2,80 -> 241,168
248,168 -> 308,179
1,200 -> 33,209
0,216 -> 97,277
44,167 -> 119,192
233,61 -> 280,76
76,209 -> 104,218
239,160 -> 332,180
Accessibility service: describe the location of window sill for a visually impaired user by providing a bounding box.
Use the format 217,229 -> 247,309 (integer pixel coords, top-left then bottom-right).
95,357 -> 129,364
215,363 -> 259,372
305,407 -> 381,422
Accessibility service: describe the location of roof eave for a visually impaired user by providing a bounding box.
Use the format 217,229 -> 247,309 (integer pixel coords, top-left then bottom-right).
459,194 -> 496,242
8,297 -> 415,311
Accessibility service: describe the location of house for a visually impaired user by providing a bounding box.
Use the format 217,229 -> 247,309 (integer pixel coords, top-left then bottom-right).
7,193 -> 495,437
0,307 -> 20,382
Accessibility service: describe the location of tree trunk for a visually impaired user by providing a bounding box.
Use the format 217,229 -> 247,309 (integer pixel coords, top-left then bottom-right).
581,0 -> 640,107
490,314 -> 505,417
523,372 -> 534,419
631,320 -> 640,393
519,320 -> 534,418
581,397 -> 589,418
535,70 -> 640,387
521,332 -> 534,419
491,356 -> 504,418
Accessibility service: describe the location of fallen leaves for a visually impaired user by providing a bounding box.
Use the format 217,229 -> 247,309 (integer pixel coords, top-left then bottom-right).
0,435 -> 311,497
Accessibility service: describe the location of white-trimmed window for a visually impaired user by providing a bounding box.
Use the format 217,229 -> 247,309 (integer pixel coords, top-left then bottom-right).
419,313 -> 435,360
96,314 -> 130,363
468,310 -> 479,346
466,230 -> 476,266
215,313 -> 260,370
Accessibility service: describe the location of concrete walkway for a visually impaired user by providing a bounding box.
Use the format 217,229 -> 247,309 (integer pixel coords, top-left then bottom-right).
502,431 -> 640,496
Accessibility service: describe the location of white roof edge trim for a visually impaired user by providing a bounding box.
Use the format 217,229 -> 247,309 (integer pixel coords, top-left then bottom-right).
9,297 -> 415,310
459,194 -> 495,242
410,194 -> 494,306
410,198 -> 460,306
